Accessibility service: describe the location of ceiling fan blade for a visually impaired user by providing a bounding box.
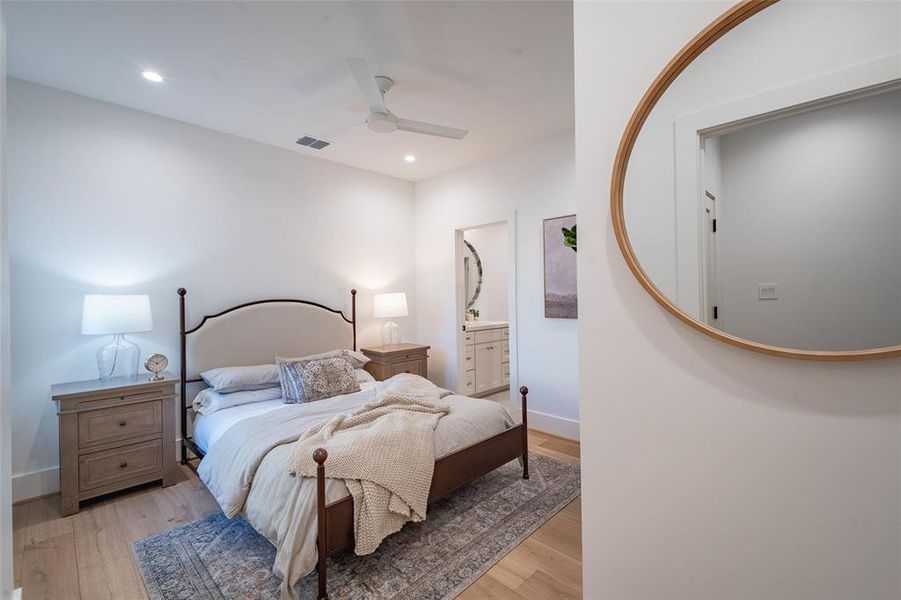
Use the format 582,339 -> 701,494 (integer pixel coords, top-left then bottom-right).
396,118 -> 468,140
315,119 -> 365,140
345,57 -> 387,114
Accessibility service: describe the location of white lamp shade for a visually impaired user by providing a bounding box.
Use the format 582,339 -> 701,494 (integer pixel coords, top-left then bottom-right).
373,292 -> 408,319
81,294 -> 153,335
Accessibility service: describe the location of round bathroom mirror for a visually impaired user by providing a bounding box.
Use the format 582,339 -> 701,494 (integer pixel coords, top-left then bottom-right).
613,0 -> 901,360
463,240 -> 483,310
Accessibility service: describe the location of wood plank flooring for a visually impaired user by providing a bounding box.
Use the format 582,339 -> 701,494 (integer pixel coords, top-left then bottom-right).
13,429 -> 581,599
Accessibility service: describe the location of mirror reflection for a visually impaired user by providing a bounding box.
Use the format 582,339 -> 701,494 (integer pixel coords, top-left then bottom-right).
463,240 -> 482,310
624,1 -> 900,352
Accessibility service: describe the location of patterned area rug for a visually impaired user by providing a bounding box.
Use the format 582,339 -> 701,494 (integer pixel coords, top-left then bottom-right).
133,452 -> 579,599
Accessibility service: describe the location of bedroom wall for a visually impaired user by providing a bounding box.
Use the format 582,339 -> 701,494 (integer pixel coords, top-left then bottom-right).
576,2 -> 901,599
0,5 -> 15,599
7,79 -> 417,501
414,131 -> 579,439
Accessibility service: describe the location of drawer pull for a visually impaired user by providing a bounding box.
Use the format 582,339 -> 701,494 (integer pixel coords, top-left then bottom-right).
119,421 -> 127,427
119,461 -> 128,469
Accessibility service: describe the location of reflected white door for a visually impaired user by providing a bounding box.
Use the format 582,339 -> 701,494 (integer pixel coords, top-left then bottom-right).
702,192 -> 720,326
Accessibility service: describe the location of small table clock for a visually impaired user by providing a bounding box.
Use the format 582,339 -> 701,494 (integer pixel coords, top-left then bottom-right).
144,353 -> 169,381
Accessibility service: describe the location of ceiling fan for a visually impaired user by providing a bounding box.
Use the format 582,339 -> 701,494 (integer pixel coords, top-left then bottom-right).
345,57 -> 468,140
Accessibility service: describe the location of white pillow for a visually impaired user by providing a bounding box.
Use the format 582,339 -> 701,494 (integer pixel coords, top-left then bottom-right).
355,368 -> 375,384
345,350 -> 370,367
200,364 -> 280,394
193,386 -> 282,415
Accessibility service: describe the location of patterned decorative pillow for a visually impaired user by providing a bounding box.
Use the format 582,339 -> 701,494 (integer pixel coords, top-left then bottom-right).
276,354 -> 360,404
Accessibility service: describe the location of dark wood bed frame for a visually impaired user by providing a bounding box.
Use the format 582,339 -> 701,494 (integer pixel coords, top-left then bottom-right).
177,288 -> 529,599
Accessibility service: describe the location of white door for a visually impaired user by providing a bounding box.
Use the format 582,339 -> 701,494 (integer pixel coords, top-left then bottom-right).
474,342 -> 502,394
701,191 -> 720,326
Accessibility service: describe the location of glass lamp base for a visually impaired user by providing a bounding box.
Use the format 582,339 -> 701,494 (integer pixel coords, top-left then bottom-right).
381,321 -> 400,346
97,334 -> 141,380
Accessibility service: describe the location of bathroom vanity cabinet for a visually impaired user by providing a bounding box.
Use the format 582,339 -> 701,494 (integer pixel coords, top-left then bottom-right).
462,322 -> 509,396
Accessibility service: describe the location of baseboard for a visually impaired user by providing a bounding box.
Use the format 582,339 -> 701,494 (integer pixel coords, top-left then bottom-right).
527,409 -> 580,441
11,466 -> 59,503
12,439 -> 185,504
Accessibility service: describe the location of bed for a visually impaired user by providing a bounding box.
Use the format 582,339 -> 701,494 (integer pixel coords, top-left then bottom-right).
177,288 -> 529,599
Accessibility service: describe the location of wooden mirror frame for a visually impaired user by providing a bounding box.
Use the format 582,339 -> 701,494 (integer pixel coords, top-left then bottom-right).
610,0 -> 901,361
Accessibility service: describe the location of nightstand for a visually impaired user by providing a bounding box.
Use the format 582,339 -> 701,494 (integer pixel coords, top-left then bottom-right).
51,372 -> 178,515
361,343 -> 430,381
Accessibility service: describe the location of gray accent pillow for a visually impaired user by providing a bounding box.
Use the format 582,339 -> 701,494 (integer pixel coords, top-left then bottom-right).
200,364 -> 280,394
276,354 -> 360,404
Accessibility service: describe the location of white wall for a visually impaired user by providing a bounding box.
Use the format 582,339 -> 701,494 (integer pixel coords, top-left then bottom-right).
716,89 -> 901,351
463,223 -> 508,321
7,80 -> 417,501
0,5 -> 15,599
576,2 -> 901,599
414,132 -> 579,439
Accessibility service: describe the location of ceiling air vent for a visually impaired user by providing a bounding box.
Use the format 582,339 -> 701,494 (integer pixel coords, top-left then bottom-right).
296,136 -> 330,150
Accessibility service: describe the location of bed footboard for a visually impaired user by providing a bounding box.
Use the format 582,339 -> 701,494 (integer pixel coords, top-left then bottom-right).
312,386 -> 530,599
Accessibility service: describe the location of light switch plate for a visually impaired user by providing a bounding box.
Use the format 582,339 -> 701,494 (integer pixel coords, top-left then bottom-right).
757,283 -> 778,300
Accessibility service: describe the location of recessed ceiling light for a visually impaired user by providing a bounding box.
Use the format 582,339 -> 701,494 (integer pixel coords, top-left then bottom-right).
404,155 -> 416,163
141,70 -> 164,83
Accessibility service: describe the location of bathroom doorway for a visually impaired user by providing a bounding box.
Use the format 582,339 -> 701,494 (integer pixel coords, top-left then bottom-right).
454,216 -> 517,401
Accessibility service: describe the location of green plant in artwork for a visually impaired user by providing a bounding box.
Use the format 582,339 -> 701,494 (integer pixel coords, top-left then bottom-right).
561,224 -> 577,252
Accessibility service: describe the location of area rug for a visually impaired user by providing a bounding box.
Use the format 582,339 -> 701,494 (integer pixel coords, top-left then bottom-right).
133,452 -> 579,599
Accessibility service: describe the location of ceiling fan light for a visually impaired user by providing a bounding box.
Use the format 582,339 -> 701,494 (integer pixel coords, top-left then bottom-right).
366,112 -> 398,133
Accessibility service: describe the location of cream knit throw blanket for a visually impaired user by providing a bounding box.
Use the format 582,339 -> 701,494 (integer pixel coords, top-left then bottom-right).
289,380 -> 450,555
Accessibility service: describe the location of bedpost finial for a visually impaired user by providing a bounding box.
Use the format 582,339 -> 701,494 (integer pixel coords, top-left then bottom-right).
177,288 -> 187,296
519,386 -> 529,397
313,448 -> 328,464
351,288 -> 357,295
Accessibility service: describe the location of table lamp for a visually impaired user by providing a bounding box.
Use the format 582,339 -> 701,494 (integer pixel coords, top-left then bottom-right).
82,294 -> 153,380
373,292 -> 407,346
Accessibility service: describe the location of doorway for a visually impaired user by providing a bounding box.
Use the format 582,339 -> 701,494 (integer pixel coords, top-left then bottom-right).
700,136 -> 722,328
454,216 -> 517,400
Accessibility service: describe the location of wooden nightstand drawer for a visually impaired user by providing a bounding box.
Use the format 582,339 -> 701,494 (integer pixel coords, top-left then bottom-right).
77,388 -> 169,412
78,400 -> 162,448
362,344 -> 430,382
391,359 -> 425,377
78,439 -> 162,492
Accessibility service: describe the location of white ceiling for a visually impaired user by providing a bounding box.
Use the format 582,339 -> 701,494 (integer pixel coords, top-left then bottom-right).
5,1 -> 574,181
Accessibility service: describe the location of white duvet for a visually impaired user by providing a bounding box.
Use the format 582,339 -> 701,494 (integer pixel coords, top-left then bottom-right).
196,374 -> 514,599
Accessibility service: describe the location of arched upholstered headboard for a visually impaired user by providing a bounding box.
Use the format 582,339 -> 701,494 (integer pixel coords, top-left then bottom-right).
177,288 -> 356,460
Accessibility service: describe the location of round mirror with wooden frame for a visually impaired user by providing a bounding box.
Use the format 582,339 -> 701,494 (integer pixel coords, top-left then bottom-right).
611,0 -> 901,361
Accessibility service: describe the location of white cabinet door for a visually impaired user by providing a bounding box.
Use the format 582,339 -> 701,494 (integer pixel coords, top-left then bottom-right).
475,342 -> 503,394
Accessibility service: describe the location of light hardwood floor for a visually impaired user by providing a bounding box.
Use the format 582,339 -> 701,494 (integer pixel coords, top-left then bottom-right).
13,428 -> 581,599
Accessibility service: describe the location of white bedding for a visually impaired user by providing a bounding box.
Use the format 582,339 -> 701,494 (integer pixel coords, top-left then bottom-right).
193,381 -> 381,452
194,375 -> 515,598
194,398 -> 285,453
